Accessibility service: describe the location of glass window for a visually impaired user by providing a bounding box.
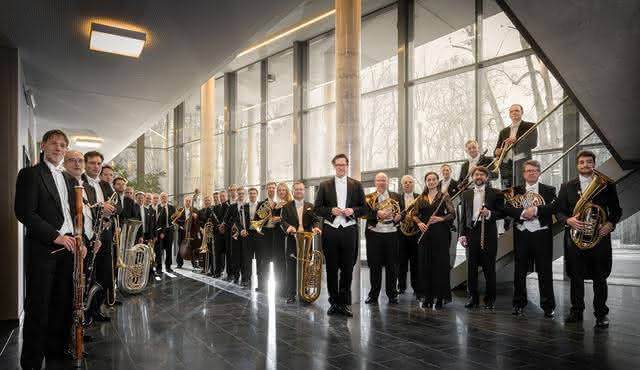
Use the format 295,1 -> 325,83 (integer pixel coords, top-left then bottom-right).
168,107 -> 175,147
306,33 -> 335,109
214,133 -> 225,188
479,56 -> 564,152
179,141 -> 200,194
410,70 -> 475,166
267,50 -> 293,119
412,0 -> 475,79
361,8 -> 397,93
182,89 -> 201,143
361,88 -> 398,170
267,116 -> 293,182
412,162 -> 464,191
482,0 -> 529,60
167,147 -> 175,195
215,77 -> 225,134
110,145 -> 137,182
236,62 -> 262,127
145,115 -> 168,148
144,148 -> 169,191
235,125 -> 261,186
303,104 -> 336,178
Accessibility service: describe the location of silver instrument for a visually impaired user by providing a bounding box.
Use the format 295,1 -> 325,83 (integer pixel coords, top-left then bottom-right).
117,219 -> 153,294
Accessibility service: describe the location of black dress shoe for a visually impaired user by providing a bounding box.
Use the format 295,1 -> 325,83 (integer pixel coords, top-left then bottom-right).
544,310 -> 555,318
398,289 -> 406,295
595,315 -> 609,328
286,297 -> 296,304
327,304 -> 339,316
484,302 -> 495,310
241,281 -> 250,288
166,268 -> 174,273
177,264 -> 183,268
465,300 -> 479,308
434,300 -> 443,309
389,297 -> 399,305
565,311 -> 584,323
364,297 -> 378,305
420,301 -> 432,309
512,307 -> 523,316
339,304 -> 353,317
94,313 -> 111,322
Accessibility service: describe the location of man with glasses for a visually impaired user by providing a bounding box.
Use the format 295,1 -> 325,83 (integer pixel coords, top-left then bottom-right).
494,104 -> 538,189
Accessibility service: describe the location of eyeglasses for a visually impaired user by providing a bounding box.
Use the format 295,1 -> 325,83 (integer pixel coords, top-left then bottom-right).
64,158 -> 84,164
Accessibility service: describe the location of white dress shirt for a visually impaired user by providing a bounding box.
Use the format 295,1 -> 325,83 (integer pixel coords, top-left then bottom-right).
238,202 -> 246,229
139,204 -> 146,233
441,178 -> 451,194
77,178 -> 95,240
509,120 -> 526,161
469,154 -> 480,169
579,174 -> 592,193
45,160 -> 74,236
403,192 -> 415,210
295,199 -> 305,232
517,182 -> 547,232
472,185 -> 491,222
326,176 -> 356,228
371,191 -> 397,233
86,175 -> 105,203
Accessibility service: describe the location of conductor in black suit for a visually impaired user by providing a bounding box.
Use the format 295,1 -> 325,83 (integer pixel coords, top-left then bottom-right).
494,104 -> 538,188
15,130 -> 90,368
557,151 -> 622,328
504,160 -> 557,318
314,154 -> 366,317
281,182 -> 322,304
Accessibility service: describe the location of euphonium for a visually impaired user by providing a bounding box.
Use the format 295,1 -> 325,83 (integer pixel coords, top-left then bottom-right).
250,200 -> 273,234
117,219 -> 153,294
570,169 -> 613,250
295,232 -> 323,303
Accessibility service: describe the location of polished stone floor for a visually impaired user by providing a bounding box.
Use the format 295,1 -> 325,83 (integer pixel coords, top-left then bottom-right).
2,264 -> 640,370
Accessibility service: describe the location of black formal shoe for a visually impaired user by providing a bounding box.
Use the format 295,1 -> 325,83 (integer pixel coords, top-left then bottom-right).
286,297 -> 296,304
465,300 -> 479,308
241,282 -> 249,288
434,300 -> 443,309
365,297 -> 378,305
94,313 -> 111,322
389,297 -> 399,305
420,301 -> 432,309
166,268 -> 174,273
484,301 -> 495,310
565,311 -> 584,323
398,289 -> 406,295
338,304 -> 353,317
512,307 -> 523,316
327,304 -> 339,316
595,315 -> 609,328
544,310 -> 555,318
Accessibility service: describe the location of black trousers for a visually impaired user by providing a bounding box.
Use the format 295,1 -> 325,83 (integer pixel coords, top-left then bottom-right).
213,234 -> 226,275
21,241 -> 73,369
366,230 -> 399,300
228,236 -> 244,281
513,228 -> 556,311
284,234 -> 298,299
257,228 -> 275,284
272,228 -> 287,292
397,231 -> 418,292
157,228 -> 174,270
94,229 -> 113,309
466,225 -> 497,303
323,224 -> 358,305
242,231 -> 259,285
176,230 -> 185,267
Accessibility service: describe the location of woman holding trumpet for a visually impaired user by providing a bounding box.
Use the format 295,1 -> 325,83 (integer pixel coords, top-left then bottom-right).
413,172 -> 455,309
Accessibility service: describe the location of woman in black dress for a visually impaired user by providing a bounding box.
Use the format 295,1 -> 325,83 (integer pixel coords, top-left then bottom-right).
272,183 -> 292,297
413,171 -> 455,309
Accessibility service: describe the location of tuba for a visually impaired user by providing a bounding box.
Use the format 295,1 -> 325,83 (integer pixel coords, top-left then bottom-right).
250,200 -> 273,234
295,232 -> 323,303
570,170 -> 613,250
117,219 -> 153,294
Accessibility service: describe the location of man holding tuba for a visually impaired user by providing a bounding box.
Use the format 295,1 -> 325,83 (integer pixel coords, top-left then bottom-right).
503,160 -> 557,318
281,182 -> 322,304
557,151 -> 622,328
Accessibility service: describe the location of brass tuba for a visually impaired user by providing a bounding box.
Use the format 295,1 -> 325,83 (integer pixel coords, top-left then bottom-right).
295,232 -> 323,303
117,219 -> 153,294
570,169 -> 613,250
250,200 -> 273,234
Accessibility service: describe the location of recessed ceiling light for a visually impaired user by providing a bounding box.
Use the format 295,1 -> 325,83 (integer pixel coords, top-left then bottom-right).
89,22 -> 146,58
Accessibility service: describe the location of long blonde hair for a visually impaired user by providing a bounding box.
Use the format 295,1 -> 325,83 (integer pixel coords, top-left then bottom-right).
277,183 -> 292,203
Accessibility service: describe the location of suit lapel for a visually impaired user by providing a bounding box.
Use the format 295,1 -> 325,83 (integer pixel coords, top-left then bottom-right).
330,178 -> 337,206
39,162 -> 63,215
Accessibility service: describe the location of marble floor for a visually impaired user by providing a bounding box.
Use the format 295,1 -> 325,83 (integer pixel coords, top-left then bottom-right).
2,264 -> 640,370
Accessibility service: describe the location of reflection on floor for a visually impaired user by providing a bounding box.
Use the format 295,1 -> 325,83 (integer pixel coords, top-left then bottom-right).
2,264 -> 640,369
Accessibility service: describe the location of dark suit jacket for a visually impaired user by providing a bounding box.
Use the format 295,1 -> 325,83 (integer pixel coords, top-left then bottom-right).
156,203 -> 177,233
364,191 -> 402,229
504,183 -> 557,228
281,201 -> 320,232
494,121 -> 538,163
116,195 -> 137,223
314,177 -> 366,223
459,187 -> 505,239
215,202 -> 230,238
556,178 -> 622,229
438,179 -> 460,198
458,154 -> 496,185
133,204 -> 156,240
15,161 -> 80,247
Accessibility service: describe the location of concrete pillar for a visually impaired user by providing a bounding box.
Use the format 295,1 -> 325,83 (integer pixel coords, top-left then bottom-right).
335,0 -> 361,304
201,78 -> 216,195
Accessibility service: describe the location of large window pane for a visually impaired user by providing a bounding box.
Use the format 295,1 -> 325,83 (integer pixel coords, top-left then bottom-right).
267,50 -> 293,119
145,115 -> 168,148
182,89 -> 201,143
179,141 -> 200,194
214,134 -> 224,188
215,77 -> 225,134
237,62 -> 262,127
110,145 -> 137,182
267,116 -> 293,182
412,162 -> 464,191
235,125 -> 261,186
361,88 -> 398,170
144,148 -> 169,191
306,34 -> 335,109
361,8 -> 397,93
480,56 -> 564,152
412,0 -> 475,79
410,70 -> 475,165
482,1 -> 529,60
303,104 -> 336,178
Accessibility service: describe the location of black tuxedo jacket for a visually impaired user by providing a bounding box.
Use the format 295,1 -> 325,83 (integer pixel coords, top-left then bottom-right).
556,178 -> 622,230
281,201 -> 320,232
15,161 -> 80,247
198,206 -> 220,228
314,177 -> 366,223
494,121 -> 538,161
215,202 -> 230,237
458,155 -> 496,185
364,191 -> 402,228
116,195 -> 137,223
134,204 -> 156,239
504,183 -> 557,228
438,179 -> 460,198
227,202 -> 250,232
460,186 -> 505,238
156,203 -> 177,233
80,179 -> 97,206
398,192 -> 419,211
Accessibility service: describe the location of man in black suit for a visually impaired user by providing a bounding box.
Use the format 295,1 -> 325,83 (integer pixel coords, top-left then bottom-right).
459,166 -> 504,309
156,192 -> 176,273
281,182 -> 322,304
254,183 -> 277,292
504,160 -> 557,318
113,176 -> 137,223
174,196 -> 196,269
439,164 -> 459,198
134,192 -> 154,244
15,130 -> 91,368
314,154 -> 366,317
240,188 -> 264,290
215,190 -> 229,278
397,175 -> 420,295
494,104 -> 538,189
143,193 -> 158,275
83,153 -> 119,320
198,195 -> 219,275
457,139 -> 495,189
226,188 -> 247,284
364,172 -> 402,305
557,151 -> 622,328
